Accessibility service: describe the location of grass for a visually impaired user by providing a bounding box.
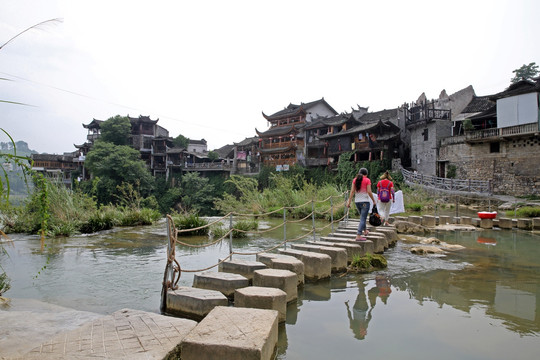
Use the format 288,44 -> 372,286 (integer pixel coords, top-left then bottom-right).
505,206 -> 540,218
350,253 -> 387,272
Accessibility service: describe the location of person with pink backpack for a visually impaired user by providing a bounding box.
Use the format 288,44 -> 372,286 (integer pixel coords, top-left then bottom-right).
376,171 -> 395,226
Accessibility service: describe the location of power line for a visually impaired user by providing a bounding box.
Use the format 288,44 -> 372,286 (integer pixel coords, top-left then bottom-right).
0,71 -> 250,139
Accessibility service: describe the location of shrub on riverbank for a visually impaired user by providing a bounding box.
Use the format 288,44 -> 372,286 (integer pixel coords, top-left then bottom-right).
171,212 -> 209,236
505,206 -> 540,218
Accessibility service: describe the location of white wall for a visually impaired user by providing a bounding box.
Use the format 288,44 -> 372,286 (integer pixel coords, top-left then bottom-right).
497,93 -> 539,128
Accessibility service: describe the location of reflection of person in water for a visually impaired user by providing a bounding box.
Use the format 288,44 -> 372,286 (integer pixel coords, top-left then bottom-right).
345,275 -> 392,340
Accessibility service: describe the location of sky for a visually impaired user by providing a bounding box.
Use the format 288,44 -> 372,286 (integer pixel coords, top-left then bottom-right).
1,0 -> 539,155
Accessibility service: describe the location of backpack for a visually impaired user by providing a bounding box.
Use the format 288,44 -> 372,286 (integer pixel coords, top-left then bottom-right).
378,181 -> 391,203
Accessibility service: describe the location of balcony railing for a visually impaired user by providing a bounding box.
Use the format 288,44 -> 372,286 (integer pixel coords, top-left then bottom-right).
465,122 -> 539,142
402,168 -> 491,194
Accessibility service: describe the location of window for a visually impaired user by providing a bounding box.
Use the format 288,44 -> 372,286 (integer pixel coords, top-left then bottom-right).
423,128 -> 429,141
490,142 -> 500,153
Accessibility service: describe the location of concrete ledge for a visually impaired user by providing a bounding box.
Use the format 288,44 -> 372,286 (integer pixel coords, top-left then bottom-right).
408,216 -> 422,225
193,271 -> 249,298
235,286 -> 287,323
422,215 -> 436,227
181,306 -> 278,360
253,269 -> 298,303
439,215 -> 450,225
25,309 -> 198,359
278,248 -> 331,281
167,286 -> 228,320
460,216 -> 472,225
256,253 -> 305,285
517,218 -> 532,230
290,243 -> 347,272
369,231 -> 389,249
533,217 -> 540,230
218,258 -> 267,282
498,217 -> 513,229
480,218 -> 493,229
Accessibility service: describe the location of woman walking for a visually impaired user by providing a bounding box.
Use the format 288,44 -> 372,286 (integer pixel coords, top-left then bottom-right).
376,170 -> 395,226
347,168 -> 376,241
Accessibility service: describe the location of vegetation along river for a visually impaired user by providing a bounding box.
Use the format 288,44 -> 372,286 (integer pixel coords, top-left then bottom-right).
1,218 -> 539,359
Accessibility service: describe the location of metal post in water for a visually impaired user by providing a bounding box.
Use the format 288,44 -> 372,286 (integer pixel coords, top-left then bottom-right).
455,195 -> 458,218
229,213 -> 233,259
330,197 -> 334,233
312,200 -> 316,241
283,207 -> 287,250
344,193 -> 349,226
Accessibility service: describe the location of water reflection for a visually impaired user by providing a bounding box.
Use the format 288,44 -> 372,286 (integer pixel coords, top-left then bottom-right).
345,275 -> 391,340
2,219 -> 540,359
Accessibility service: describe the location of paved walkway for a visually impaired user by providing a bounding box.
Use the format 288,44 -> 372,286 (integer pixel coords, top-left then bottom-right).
3,307 -> 196,360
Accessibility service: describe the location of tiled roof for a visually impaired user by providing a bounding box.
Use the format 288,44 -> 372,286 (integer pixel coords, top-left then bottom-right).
461,96 -> 495,113
256,124 -> 304,137
318,120 -> 400,140
490,78 -> 540,100
357,108 -> 398,123
214,144 -> 234,158
128,115 -> 159,123
259,145 -> 296,154
189,139 -> 207,145
262,98 -> 338,120
234,136 -> 258,146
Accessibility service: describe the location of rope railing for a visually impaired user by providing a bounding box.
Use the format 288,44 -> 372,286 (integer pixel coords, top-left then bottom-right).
160,192 -> 350,311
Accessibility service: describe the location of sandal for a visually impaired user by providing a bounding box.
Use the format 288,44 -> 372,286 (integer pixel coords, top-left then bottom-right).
356,236 -> 367,242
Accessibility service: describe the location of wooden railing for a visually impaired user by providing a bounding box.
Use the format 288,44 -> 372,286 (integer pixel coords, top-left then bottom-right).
401,168 -> 491,194
465,122 -> 539,142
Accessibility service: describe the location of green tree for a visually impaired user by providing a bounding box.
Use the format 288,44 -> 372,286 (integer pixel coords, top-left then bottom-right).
208,150 -> 219,161
85,142 -> 153,204
173,134 -> 189,149
98,115 -> 131,146
511,62 -> 539,84
179,172 -> 215,213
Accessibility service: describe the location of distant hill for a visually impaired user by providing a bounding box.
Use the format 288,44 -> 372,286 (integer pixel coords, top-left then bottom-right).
0,140 -> 38,156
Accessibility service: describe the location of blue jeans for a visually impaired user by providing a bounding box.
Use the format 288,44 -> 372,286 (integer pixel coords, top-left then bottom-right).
355,202 -> 370,235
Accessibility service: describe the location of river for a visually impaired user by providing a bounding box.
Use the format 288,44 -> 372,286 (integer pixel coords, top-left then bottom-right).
1,218 -> 539,359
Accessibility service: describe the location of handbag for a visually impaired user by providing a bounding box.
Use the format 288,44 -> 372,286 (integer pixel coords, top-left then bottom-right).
369,205 -> 382,226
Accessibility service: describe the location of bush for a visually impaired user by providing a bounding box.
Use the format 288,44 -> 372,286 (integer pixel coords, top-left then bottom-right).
505,206 -> 540,218
0,271 -> 10,296
118,207 -> 161,226
232,219 -> 258,238
80,207 -> 119,233
406,203 -> 423,212
171,212 -> 209,236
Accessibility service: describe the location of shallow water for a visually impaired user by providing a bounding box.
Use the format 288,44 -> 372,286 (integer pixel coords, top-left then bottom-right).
1,220 -> 539,359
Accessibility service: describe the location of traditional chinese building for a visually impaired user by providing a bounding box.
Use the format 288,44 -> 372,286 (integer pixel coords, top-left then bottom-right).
256,98 -> 338,168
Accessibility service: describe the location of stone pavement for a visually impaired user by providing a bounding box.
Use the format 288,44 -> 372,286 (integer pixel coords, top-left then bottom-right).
14,308 -> 197,360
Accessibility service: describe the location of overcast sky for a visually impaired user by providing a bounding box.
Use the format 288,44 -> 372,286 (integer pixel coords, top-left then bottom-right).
1,0 -> 539,154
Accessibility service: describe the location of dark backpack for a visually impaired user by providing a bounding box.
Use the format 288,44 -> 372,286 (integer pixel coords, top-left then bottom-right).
379,181 -> 391,203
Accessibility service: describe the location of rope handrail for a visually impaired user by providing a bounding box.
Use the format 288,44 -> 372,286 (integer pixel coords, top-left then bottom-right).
233,206 -> 285,217
244,221 -> 285,234
174,228 -> 233,248
287,212 -> 315,223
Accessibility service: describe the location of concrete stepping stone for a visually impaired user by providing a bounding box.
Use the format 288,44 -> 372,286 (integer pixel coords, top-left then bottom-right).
218,258 -> 267,283
256,253 -> 305,285
278,248 -> 331,281
369,231 -> 389,249
193,271 -> 249,298
24,309 -> 197,359
319,236 -> 375,256
290,243 -> 347,272
366,234 -> 386,253
306,240 -> 370,260
167,286 -> 228,320
181,306 -> 278,360
235,286 -> 287,323
253,268 -> 298,303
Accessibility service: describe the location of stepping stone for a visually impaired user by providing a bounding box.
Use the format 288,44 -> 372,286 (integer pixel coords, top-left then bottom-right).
25,309 -> 197,359
306,240 -> 370,260
369,231 -> 389,249
278,248 -> 331,281
256,253 -> 305,285
253,269 -> 298,303
290,243 -> 347,272
319,236 -> 375,255
182,306 -> 278,360
167,286 -> 228,320
366,234 -> 386,253
235,286 -> 287,323
218,258 -> 267,282
193,271 -> 249,298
